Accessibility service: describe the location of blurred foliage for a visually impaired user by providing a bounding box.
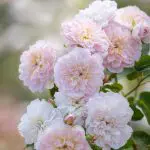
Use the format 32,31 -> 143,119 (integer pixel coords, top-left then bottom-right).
116,0 -> 150,14
138,92 -> 150,125
132,131 -> 150,150
0,3 -> 10,32
135,55 -> 150,72
0,51 -> 36,101
101,82 -> 123,93
128,97 -> 144,121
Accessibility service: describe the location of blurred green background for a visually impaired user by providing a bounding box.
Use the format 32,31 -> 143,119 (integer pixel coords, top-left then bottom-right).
0,0 -> 150,150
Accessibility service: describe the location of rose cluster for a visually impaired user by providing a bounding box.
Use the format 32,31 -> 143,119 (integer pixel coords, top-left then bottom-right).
18,1 -> 150,150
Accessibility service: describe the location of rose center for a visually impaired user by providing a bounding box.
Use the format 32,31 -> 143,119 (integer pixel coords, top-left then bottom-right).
111,38 -> 123,55
81,28 -> 92,41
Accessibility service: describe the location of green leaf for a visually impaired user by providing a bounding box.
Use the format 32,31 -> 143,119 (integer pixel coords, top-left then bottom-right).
131,106 -> 144,121
86,134 -> 93,142
90,144 -> 102,150
25,144 -> 35,150
119,148 -> 133,150
50,84 -> 58,98
126,71 -> 142,80
109,73 -> 117,80
138,92 -> 150,124
86,135 -> 102,150
142,44 -> 150,56
132,131 -> 150,150
128,97 -> 144,121
118,138 -> 134,150
101,83 -> 123,93
135,55 -> 150,72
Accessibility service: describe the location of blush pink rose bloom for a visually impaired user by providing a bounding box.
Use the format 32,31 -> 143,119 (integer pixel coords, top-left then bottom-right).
86,92 -> 133,150
36,119 -> 91,150
132,21 -> 150,44
19,40 -> 56,92
114,6 -> 150,30
104,22 -> 142,73
62,19 -> 109,57
54,47 -> 104,99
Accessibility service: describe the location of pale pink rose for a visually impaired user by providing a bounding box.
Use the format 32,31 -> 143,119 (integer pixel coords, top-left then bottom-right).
36,119 -> 91,150
86,92 -> 133,150
19,40 -> 56,92
62,19 -> 109,57
104,22 -> 142,73
54,47 -> 104,98
114,6 -> 150,30
132,21 -> 150,44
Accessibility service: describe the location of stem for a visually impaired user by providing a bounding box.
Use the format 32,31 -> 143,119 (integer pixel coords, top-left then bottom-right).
125,74 -> 150,97
103,73 -> 117,84
132,140 -> 138,150
114,74 -> 118,83
48,89 -> 57,108
134,76 -> 141,98
49,89 -> 52,98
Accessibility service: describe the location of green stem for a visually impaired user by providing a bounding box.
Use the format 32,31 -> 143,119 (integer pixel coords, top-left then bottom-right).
114,75 -> 118,83
48,89 -> 57,108
134,76 -> 141,98
132,140 -> 138,150
125,74 -> 150,97
49,89 -> 52,98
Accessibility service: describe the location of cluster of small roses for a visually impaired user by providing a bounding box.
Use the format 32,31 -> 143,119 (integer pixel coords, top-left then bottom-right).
18,0 -> 150,150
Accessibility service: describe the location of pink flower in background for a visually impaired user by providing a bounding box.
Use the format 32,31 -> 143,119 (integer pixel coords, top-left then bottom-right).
114,6 -> 150,30
62,19 -> 109,57
104,22 -> 142,73
19,40 -> 56,92
132,21 -> 150,43
86,92 -> 133,150
36,119 -> 91,150
54,47 -> 104,99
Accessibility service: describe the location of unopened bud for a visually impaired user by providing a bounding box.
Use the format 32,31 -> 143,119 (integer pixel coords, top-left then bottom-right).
86,134 -> 97,144
103,75 -> 109,84
64,114 -> 76,125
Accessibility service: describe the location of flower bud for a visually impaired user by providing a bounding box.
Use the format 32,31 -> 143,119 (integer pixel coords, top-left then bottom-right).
64,114 -> 76,125
132,22 -> 150,44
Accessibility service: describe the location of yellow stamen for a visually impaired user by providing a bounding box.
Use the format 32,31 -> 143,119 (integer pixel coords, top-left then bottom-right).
80,28 -> 92,41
